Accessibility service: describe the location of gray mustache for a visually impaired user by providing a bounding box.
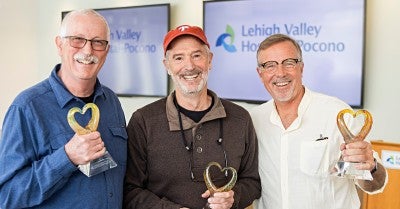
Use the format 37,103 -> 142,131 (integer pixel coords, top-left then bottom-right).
74,53 -> 99,64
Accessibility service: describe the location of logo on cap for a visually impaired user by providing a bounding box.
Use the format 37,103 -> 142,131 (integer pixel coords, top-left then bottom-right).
178,25 -> 190,32
163,25 -> 210,55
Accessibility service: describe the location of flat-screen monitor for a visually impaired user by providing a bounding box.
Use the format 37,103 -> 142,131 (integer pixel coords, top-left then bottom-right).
63,4 -> 170,97
204,0 -> 365,108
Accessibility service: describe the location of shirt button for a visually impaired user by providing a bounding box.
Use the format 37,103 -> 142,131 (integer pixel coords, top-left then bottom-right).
196,147 -> 203,153
109,192 -> 113,197
196,134 -> 202,141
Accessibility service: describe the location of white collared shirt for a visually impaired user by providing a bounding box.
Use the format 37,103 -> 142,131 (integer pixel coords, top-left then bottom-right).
251,88 -> 384,209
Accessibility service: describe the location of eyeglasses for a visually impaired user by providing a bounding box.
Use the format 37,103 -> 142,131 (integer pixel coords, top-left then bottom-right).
258,58 -> 301,73
63,36 -> 109,51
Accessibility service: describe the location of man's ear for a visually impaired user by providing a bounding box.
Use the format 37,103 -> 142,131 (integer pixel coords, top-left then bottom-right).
208,52 -> 213,67
163,59 -> 171,75
55,36 -> 63,56
256,67 -> 263,77
299,62 -> 304,74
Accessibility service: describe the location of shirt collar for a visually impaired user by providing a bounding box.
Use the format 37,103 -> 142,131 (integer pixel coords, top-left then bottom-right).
48,64 -> 106,108
270,86 -> 312,131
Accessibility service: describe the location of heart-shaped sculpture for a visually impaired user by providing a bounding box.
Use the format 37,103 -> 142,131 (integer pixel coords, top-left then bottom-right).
203,161 -> 237,194
336,109 -> 373,144
67,103 -> 100,135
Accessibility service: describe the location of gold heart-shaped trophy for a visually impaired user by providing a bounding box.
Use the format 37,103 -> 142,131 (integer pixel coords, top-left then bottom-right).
336,109 -> 373,144
67,103 -> 100,135
203,162 -> 237,194
334,109 -> 373,180
67,103 -> 117,177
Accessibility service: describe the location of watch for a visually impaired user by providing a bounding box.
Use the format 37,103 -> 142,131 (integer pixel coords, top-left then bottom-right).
371,158 -> 378,174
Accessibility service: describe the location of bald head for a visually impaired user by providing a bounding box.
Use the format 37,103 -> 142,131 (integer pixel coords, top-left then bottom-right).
60,9 -> 110,41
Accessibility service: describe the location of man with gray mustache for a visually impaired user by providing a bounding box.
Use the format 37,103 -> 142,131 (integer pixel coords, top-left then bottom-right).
0,9 -> 127,209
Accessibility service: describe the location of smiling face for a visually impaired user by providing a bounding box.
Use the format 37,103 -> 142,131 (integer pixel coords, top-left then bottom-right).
257,40 -> 304,104
55,10 -> 109,95
163,35 -> 213,97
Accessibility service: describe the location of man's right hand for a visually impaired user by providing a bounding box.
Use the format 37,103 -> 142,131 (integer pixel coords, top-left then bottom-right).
64,131 -> 106,165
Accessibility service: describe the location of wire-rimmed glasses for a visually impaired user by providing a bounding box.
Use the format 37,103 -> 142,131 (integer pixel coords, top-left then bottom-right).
63,36 -> 108,51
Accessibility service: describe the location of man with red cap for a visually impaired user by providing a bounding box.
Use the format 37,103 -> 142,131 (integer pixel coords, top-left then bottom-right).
124,25 -> 261,209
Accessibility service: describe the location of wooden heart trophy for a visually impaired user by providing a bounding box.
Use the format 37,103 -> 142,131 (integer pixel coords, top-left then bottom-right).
333,109 -> 373,180
67,103 -> 117,177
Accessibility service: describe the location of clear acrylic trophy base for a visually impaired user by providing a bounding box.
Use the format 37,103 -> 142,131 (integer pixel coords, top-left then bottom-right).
78,151 -> 117,177
332,160 -> 373,180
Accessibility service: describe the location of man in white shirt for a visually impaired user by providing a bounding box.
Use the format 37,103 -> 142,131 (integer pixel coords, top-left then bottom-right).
251,34 -> 387,209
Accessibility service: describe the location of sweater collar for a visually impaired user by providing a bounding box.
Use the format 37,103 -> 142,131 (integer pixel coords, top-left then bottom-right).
166,89 -> 226,131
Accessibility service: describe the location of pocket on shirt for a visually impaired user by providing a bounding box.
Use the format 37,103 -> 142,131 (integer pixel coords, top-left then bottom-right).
300,140 -> 330,176
107,127 -> 128,166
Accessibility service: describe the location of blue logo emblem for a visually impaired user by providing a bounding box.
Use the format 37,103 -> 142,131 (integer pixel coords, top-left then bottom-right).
216,25 -> 237,53
386,156 -> 394,164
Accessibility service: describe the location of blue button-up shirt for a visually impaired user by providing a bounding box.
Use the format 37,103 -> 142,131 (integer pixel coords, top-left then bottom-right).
0,64 -> 127,209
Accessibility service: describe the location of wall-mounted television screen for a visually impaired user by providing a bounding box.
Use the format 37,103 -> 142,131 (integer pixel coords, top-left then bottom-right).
204,0 -> 365,107
63,4 -> 170,97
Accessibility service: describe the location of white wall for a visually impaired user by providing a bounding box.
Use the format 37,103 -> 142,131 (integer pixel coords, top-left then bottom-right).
0,0 -> 399,142
0,1 -> 39,132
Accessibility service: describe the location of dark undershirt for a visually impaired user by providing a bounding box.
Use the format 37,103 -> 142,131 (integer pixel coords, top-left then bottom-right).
175,96 -> 214,123
78,93 -> 94,103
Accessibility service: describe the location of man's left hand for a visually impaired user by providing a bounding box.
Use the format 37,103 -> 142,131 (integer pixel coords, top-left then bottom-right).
202,190 -> 234,209
340,140 -> 375,171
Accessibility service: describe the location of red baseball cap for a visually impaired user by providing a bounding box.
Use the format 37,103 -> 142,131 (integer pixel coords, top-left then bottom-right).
163,25 -> 210,55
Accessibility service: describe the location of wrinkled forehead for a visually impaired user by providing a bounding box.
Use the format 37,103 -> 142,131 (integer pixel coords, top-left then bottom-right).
258,41 -> 300,61
63,13 -> 109,40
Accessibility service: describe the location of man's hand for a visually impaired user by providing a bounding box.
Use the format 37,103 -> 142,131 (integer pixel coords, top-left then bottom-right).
340,140 -> 375,171
65,131 -> 106,165
202,190 -> 234,209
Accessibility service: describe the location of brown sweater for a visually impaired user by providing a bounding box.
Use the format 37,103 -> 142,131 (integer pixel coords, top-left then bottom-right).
124,90 -> 261,209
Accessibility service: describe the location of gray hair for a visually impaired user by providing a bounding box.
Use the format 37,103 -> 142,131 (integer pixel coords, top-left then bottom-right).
256,34 -> 302,60
60,9 -> 110,41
